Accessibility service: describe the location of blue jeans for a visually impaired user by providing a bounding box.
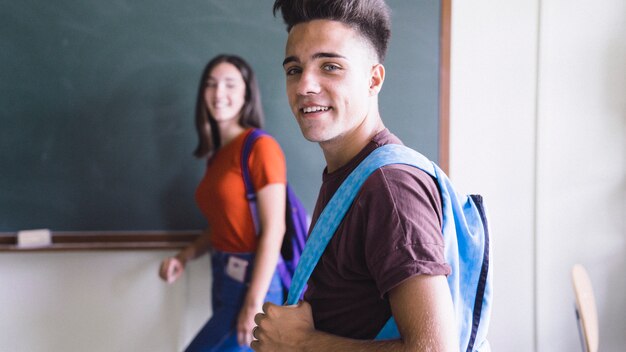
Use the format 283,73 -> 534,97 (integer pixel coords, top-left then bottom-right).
184,251 -> 284,352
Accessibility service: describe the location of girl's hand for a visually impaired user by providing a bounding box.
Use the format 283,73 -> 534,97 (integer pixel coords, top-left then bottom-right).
158,257 -> 185,284
237,300 -> 263,347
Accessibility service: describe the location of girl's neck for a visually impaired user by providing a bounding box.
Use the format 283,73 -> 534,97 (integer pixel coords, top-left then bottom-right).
218,120 -> 246,147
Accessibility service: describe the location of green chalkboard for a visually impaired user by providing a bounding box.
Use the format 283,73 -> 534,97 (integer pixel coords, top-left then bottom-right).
0,0 -> 442,232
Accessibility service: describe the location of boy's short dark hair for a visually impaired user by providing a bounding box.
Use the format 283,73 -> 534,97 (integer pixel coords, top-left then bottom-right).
273,0 -> 391,63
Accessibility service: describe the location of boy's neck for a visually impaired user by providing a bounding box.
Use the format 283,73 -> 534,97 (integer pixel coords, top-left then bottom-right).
321,115 -> 385,173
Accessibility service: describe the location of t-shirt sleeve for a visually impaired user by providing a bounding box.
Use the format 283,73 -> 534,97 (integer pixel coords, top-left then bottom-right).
359,165 -> 451,298
247,135 -> 287,191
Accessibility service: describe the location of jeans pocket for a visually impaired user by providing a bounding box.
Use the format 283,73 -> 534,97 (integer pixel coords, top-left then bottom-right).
217,273 -> 248,307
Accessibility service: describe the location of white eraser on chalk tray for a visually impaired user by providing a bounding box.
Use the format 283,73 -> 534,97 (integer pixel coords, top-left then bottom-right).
17,229 -> 52,248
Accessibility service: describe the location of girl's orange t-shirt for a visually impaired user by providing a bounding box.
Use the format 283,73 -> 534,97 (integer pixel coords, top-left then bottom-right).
195,129 -> 287,253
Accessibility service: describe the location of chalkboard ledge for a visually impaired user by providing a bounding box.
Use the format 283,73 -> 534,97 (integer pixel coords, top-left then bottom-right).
0,231 -> 200,251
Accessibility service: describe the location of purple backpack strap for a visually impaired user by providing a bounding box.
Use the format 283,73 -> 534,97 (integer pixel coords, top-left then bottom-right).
240,128 -> 267,234
240,128 -> 310,299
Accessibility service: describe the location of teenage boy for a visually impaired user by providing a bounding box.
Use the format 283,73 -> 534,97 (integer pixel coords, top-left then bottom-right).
251,1 -> 457,351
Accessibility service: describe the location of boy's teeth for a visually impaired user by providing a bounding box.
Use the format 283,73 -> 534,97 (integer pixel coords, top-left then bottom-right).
303,106 -> 329,113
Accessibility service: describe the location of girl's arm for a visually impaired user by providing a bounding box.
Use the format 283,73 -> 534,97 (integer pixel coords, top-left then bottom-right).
237,182 -> 287,347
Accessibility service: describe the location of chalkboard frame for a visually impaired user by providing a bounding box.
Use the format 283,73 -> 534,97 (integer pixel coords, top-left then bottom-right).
0,0 -> 451,251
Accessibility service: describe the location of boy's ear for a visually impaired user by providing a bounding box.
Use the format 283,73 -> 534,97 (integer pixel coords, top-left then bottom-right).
369,63 -> 385,96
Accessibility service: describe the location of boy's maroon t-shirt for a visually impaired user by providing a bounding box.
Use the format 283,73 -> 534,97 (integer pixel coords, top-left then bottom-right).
304,129 -> 451,339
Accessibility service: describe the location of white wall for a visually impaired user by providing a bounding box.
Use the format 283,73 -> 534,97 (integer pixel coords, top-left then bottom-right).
0,251 -> 212,352
450,1 -> 539,350
450,0 -> 625,351
534,1 -> 625,351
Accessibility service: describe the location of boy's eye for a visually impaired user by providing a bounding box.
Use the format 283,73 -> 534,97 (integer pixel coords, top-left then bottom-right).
285,67 -> 301,76
323,64 -> 340,71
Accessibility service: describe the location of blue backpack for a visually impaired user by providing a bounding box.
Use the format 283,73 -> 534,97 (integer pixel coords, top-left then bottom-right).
241,129 -> 309,297
285,144 -> 493,352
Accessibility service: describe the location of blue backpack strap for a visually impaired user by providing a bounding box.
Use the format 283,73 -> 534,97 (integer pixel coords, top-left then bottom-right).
286,145 -> 433,305
466,194 -> 491,352
241,128 -> 267,234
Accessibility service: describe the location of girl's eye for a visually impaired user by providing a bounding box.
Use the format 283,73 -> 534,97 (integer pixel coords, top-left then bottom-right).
205,81 -> 217,88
